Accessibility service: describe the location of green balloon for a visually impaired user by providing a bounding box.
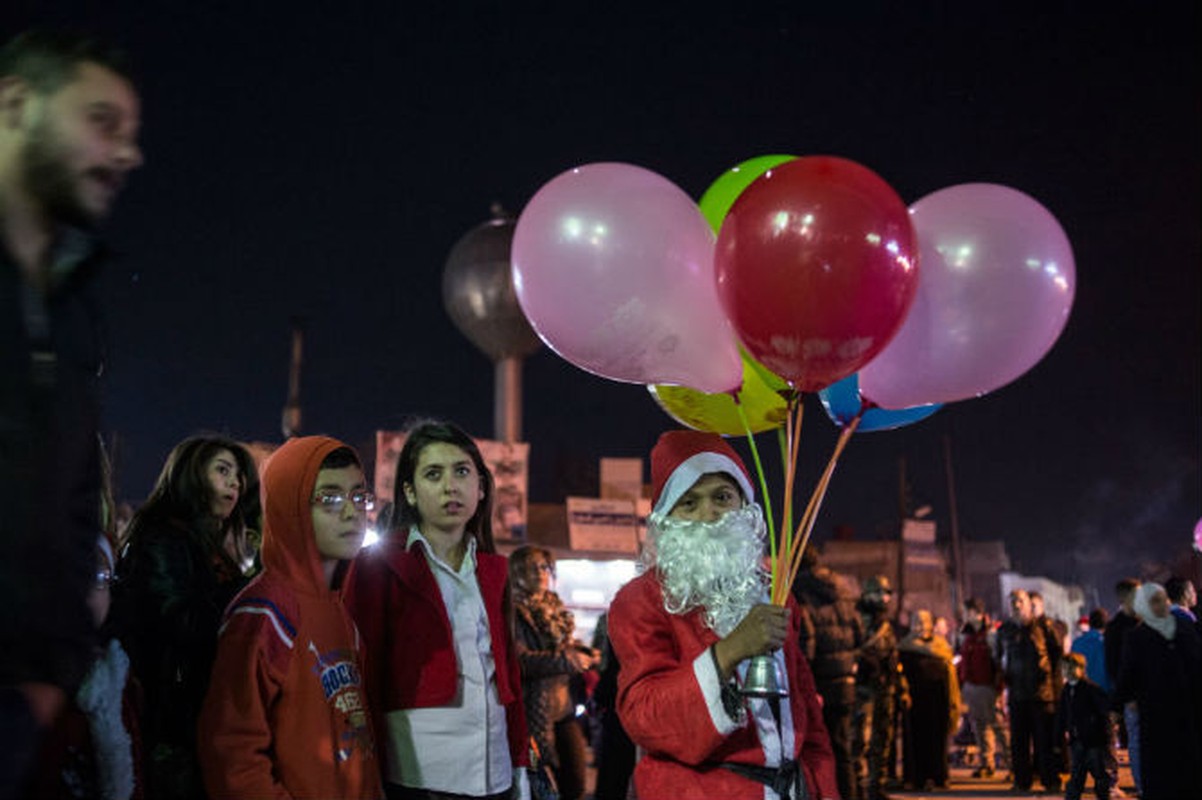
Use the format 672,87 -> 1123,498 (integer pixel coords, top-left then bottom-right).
698,154 -> 797,233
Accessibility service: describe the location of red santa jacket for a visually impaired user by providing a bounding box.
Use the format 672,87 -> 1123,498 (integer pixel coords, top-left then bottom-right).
344,537 -> 529,768
609,571 -> 838,800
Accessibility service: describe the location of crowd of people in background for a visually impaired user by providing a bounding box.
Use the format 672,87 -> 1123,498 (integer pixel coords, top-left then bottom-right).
3,26 -> 1202,800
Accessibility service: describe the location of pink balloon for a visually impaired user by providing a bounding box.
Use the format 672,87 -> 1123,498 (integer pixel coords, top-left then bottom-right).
859,184 -> 1076,408
512,163 -> 742,393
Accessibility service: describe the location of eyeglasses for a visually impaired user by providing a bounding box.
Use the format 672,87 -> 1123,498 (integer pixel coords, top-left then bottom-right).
312,490 -> 376,514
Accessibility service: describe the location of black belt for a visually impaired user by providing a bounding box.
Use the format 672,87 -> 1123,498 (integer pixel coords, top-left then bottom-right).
722,758 -> 808,800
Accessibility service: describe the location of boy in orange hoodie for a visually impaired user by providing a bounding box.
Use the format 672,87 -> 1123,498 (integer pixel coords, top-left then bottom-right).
198,436 -> 383,799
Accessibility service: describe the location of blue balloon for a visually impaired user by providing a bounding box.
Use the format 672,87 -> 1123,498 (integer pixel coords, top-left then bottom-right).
819,374 -> 941,432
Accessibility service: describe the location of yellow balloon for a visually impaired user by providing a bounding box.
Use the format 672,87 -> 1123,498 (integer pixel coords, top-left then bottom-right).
650,352 -> 790,435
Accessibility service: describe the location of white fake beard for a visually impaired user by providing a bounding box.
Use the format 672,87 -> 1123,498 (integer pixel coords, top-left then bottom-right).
643,504 -> 768,637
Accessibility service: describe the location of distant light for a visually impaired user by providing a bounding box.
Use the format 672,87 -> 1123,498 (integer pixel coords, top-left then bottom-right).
866,233 -> 882,246
364,527 -> 380,548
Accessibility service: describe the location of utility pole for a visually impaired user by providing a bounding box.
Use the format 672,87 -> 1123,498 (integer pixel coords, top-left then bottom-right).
281,317 -> 304,439
944,434 -> 966,611
897,456 -> 907,615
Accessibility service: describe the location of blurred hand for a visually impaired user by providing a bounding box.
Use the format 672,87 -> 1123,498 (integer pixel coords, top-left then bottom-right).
566,648 -> 595,672
713,603 -> 789,681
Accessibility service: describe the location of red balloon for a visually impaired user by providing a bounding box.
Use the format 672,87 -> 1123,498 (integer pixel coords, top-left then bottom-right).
714,156 -> 919,392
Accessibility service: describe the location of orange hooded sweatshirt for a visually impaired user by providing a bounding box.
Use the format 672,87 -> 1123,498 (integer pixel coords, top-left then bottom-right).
198,436 -> 383,799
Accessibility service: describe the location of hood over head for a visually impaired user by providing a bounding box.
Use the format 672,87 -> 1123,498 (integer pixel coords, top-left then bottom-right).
650,430 -> 755,518
260,435 -> 356,594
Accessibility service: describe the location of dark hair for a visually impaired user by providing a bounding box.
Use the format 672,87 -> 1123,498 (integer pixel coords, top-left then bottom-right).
1164,576 -> 1191,605
393,420 -> 495,553
1115,577 -> 1140,600
1088,607 -> 1109,629
0,29 -> 135,93
124,434 -> 259,554
320,446 -> 362,472
964,597 -> 986,614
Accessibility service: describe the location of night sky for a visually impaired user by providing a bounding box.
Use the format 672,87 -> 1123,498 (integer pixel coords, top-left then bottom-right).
9,3 -> 1199,602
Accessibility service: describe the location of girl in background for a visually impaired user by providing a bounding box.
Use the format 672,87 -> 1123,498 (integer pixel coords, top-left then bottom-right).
111,435 -> 259,799
510,546 -> 596,800
346,420 -> 528,800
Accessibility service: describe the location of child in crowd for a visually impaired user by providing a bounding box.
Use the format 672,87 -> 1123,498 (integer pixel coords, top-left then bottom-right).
25,533 -> 143,799
198,436 -> 382,798
112,435 -> 259,798
346,420 -> 529,800
1056,652 -> 1111,800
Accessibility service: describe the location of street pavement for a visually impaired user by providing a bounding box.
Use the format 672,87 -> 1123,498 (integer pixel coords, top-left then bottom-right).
883,757 -> 1136,800
584,748 -> 1138,799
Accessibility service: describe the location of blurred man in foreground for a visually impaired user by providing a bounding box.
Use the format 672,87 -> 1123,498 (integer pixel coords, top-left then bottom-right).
0,29 -> 142,795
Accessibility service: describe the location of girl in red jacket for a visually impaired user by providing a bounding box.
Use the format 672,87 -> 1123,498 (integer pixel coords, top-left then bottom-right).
346,420 -> 529,800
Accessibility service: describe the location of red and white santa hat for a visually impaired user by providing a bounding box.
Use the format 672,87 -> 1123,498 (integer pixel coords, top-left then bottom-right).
650,430 -> 756,517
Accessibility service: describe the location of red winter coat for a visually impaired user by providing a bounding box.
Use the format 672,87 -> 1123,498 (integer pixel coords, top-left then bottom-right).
344,538 -> 529,770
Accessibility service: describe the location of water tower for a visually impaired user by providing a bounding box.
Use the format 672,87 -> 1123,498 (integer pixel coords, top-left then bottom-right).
442,205 -> 542,442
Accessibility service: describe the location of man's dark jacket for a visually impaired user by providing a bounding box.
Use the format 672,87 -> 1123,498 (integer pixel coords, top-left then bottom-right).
996,618 -> 1055,704
1,234 -> 105,691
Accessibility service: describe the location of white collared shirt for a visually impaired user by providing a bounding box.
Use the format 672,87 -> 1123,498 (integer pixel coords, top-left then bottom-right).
384,528 -> 513,794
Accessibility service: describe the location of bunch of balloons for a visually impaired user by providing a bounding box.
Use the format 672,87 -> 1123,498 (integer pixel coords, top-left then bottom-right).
511,154 -> 1076,434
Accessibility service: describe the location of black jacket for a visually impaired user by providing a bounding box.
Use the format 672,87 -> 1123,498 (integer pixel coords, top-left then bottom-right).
996,618 -> 1055,704
1102,610 -> 1139,690
1,233 -> 106,693
1056,679 -> 1110,747
793,567 -> 863,686
111,516 -> 248,797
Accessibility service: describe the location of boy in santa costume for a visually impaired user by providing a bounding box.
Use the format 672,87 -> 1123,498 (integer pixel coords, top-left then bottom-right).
608,430 -> 838,800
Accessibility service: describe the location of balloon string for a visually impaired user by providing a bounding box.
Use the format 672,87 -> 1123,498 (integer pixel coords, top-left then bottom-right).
775,425 -> 789,568
774,412 -> 861,605
775,396 -> 803,606
735,400 -> 777,593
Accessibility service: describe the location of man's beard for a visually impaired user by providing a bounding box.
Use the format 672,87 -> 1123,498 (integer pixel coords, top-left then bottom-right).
643,504 -> 768,637
20,114 -> 103,230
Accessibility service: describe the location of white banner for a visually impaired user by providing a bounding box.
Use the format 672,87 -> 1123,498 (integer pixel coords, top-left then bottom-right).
566,497 -> 639,554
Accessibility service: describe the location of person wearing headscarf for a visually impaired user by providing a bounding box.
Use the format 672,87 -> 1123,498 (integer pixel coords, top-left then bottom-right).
607,430 -> 837,800
897,609 -> 960,791
1114,581 -> 1202,800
